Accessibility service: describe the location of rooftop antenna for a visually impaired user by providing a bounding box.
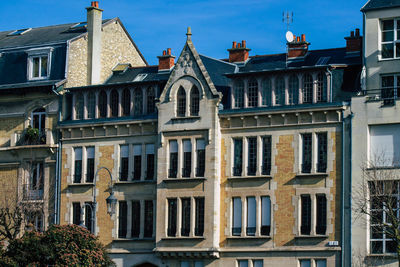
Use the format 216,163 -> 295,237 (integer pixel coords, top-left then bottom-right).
283,11 -> 294,68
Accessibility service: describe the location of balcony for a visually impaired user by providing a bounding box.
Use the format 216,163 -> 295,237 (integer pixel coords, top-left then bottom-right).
11,128 -> 55,147
364,88 -> 399,106
23,184 -> 44,201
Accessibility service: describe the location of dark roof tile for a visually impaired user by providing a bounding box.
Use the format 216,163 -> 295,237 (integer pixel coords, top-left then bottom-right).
362,0 -> 400,11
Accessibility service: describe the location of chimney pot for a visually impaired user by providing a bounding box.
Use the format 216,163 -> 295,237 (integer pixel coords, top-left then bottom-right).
232,41 -> 236,49
91,1 -> 99,8
163,50 -> 166,56
296,36 -> 300,42
167,48 -> 171,55
293,35 -> 296,42
242,40 -> 246,48
351,31 -> 354,37
237,43 -> 241,48
355,28 -> 360,37
301,34 -> 306,42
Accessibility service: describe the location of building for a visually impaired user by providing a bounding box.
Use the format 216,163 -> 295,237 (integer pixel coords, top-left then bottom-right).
0,1 -> 146,234
350,0 -> 400,266
60,24 -> 361,266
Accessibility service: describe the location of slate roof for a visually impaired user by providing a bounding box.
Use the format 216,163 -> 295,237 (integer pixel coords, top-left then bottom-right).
361,0 -> 400,11
105,66 -> 170,85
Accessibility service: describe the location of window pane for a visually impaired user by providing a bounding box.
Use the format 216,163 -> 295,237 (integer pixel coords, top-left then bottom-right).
122,89 -> 131,116
248,79 -> 258,107
317,133 -> 327,172
144,201 -> 153,237
274,76 -> 285,105
301,195 -> 311,235
247,137 -> 257,176
169,140 -> 178,178
302,74 -> 313,103
232,197 -> 242,235
33,57 -> 39,77
371,240 -> 383,254
131,201 -> 140,237
195,198 -> 205,236
110,90 -> 119,117
86,147 -> 95,183
99,90 -> 107,118
288,75 -> 299,105
196,139 -> 206,177
316,72 -> 327,102
261,196 -> 271,235
87,92 -> 96,119
181,198 -> 191,236
383,20 -> 394,31
253,260 -> 263,267
382,30 -> 394,42
168,199 -> 177,236
370,124 -> 400,167
316,259 -> 327,267
190,86 -> 200,116
147,87 -> 156,114
235,80 -> 244,108
302,134 -> 312,173
238,260 -> 248,267
262,78 -> 272,106
396,43 -> 400,58
72,202 -> 81,225
262,136 -> 272,175
85,202 -> 93,233
75,93 -> 84,120
299,259 -> 311,267
41,56 -> 48,77
246,197 -> 256,236
180,262 -> 190,267
382,43 -> 394,59
316,194 -> 327,235
194,261 -> 204,267
118,201 -> 127,238
134,88 -> 143,116
233,139 -> 243,176
177,87 -> 186,116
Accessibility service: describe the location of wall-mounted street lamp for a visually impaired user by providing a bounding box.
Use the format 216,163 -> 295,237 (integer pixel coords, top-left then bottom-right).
80,166 -> 116,234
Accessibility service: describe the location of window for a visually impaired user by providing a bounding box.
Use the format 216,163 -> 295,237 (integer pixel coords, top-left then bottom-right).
110,89 -> 119,117
26,212 -> 43,232
246,197 -> 256,236
27,162 -> 44,200
29,55 -> 48,79
316,72 -> 327,102
232,197 -> 242,236
315,259 -> 327,267
261,78 -> 272,106
144,200 -> 154,237
196,139 -> 205,177
234,80 -> 244,108
72,202 -> 81,225
177,87 -> 186,117
288,75 -> 299,105
147,87 -> 156,114
134,88 -> 143,116
299,259 -> 311,267
98,90 -> 107,118
302,74 -> 313,104
195,198 -> 204,236
120,145 -> 129,181
145,144 -> 155,180
237,260 -> 248,267
369,124 -> 400,167
233,139 -> 243,176
74,147 -> 82,183
248,79 -> 258,107
75,93 -> 84,120
87,92 -> 96,119
133,145 -> 142,180
369,180 -> 399,254
85,202 -> 94,233
253,260 -> 263,267
317,133 -> 327,173
300,195 -> 311,235
190,86 -> 200,116
301,133 -> 312,173
274,76 -> 285,105
262,136 -> 272,175
169,140 -> 178,178
247,137 -> 257,176
31,108 -> 46,132
181,198 -> 191,236
122,88 -> 131,116
86,147 -> 95,183
261,196 -> 271,236
381,19 -> 400,59
316,195 -> 327,235
167,198 -> 177,236
299,259 -> 326,267
131,201 -> 140,238
118,201 -> 127,238
182,140 -> 192,178
381,74 -> 400,105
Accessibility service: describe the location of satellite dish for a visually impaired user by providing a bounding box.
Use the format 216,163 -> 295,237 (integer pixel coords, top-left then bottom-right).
286,31 -> 294,42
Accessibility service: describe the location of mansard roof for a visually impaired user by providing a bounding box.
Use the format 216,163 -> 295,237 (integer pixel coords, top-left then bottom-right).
361,0 -> 400,11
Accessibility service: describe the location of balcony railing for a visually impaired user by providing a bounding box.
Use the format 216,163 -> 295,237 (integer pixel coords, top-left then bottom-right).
23,184 -> 44,200
11,128 -> 55,147
363,88 -> 399,105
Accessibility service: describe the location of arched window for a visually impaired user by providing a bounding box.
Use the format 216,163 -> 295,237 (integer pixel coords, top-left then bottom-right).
302,73 -> 313,104
134,88 -> 143,116
121,88 -> 131,116
190,86 -> 200,116
110,89 -> 119,117
87,92 -> 95,119
177,87 -> 186,117
75,93 -> 84,120
316,72 -> 327,102
234,80 -> 244,108
98,90 -> 107,118
274,76 -> 285,106
261,78 -> 272,106
147,87 -> 156,114
288,75 -> 299,105
247,79 -> 258,107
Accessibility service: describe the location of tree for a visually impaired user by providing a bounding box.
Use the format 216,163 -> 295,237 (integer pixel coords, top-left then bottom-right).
1,224 -> 115,267
354,155 -> 400,266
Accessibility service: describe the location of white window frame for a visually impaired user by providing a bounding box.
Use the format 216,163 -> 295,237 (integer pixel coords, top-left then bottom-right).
26,47 -> 53,80
380,18 -> 400,60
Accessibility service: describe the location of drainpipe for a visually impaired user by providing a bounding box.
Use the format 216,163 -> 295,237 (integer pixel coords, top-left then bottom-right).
55,93 -> 63,225
348,110 -> 354,267
341,109 -> 345,267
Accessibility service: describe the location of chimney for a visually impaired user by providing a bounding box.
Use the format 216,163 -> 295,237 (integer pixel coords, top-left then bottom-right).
86,1 -> 103,85
157,48 -> 175,71
287,33 -> 310,59
228,40 -> 251,63
344,28 -> 362,53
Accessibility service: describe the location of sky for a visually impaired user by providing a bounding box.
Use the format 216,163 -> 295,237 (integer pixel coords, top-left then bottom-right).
0,0 -> 367,65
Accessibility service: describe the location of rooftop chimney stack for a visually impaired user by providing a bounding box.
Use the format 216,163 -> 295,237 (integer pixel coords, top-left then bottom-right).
158,48 -> 175,71
86,1 -> 103,85
228,40 -> 251,63
287,33 -> 310,59
345,28 -> 362,53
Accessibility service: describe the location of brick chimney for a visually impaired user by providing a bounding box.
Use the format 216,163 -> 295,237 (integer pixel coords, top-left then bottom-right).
86,1 -> 103,85
157,48 -> 175,71
287,34 -> 310,59
228,40 -> 251,63
344,28 -> 362,53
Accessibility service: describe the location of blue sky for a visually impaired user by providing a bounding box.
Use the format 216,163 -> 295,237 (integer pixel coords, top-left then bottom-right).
0,0 -> 367,65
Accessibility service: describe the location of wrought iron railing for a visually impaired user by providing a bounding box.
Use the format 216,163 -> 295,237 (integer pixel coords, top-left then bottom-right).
23,184 -> 44,200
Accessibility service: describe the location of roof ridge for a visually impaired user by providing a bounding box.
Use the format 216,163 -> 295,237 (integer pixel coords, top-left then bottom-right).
199,54 -> 238,67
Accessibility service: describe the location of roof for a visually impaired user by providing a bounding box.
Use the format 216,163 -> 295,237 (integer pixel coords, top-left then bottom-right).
105,66 -> 170,85
0,19 -> 111,50
361,0 -> 400,11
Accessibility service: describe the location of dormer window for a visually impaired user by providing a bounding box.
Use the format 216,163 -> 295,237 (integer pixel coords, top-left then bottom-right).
26,47 -> 53,81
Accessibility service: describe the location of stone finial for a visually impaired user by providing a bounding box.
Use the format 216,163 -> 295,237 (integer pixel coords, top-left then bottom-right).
186,27 -> 192,41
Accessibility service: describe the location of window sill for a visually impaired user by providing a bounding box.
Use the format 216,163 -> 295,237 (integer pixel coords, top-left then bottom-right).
163,177 -> 206,182
28,76 -> 49,81
227,236 -> 271,240
114,180 -> 156,185
227,175 -> 272,180
295,173 -> 328,178
171,116 -> 201,122
378,57 -> 400,62
295,235 -> 328,239
68,182 -> 94,186
161,236 -> 205,240
366,253 -> 397,258
114,237 -> 155,241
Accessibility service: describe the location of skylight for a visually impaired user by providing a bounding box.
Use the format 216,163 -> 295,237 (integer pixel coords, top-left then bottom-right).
316,57 -> 331,66
8,28 -> 31,36
133,74 -> 148,82
71,22 -> 87,29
